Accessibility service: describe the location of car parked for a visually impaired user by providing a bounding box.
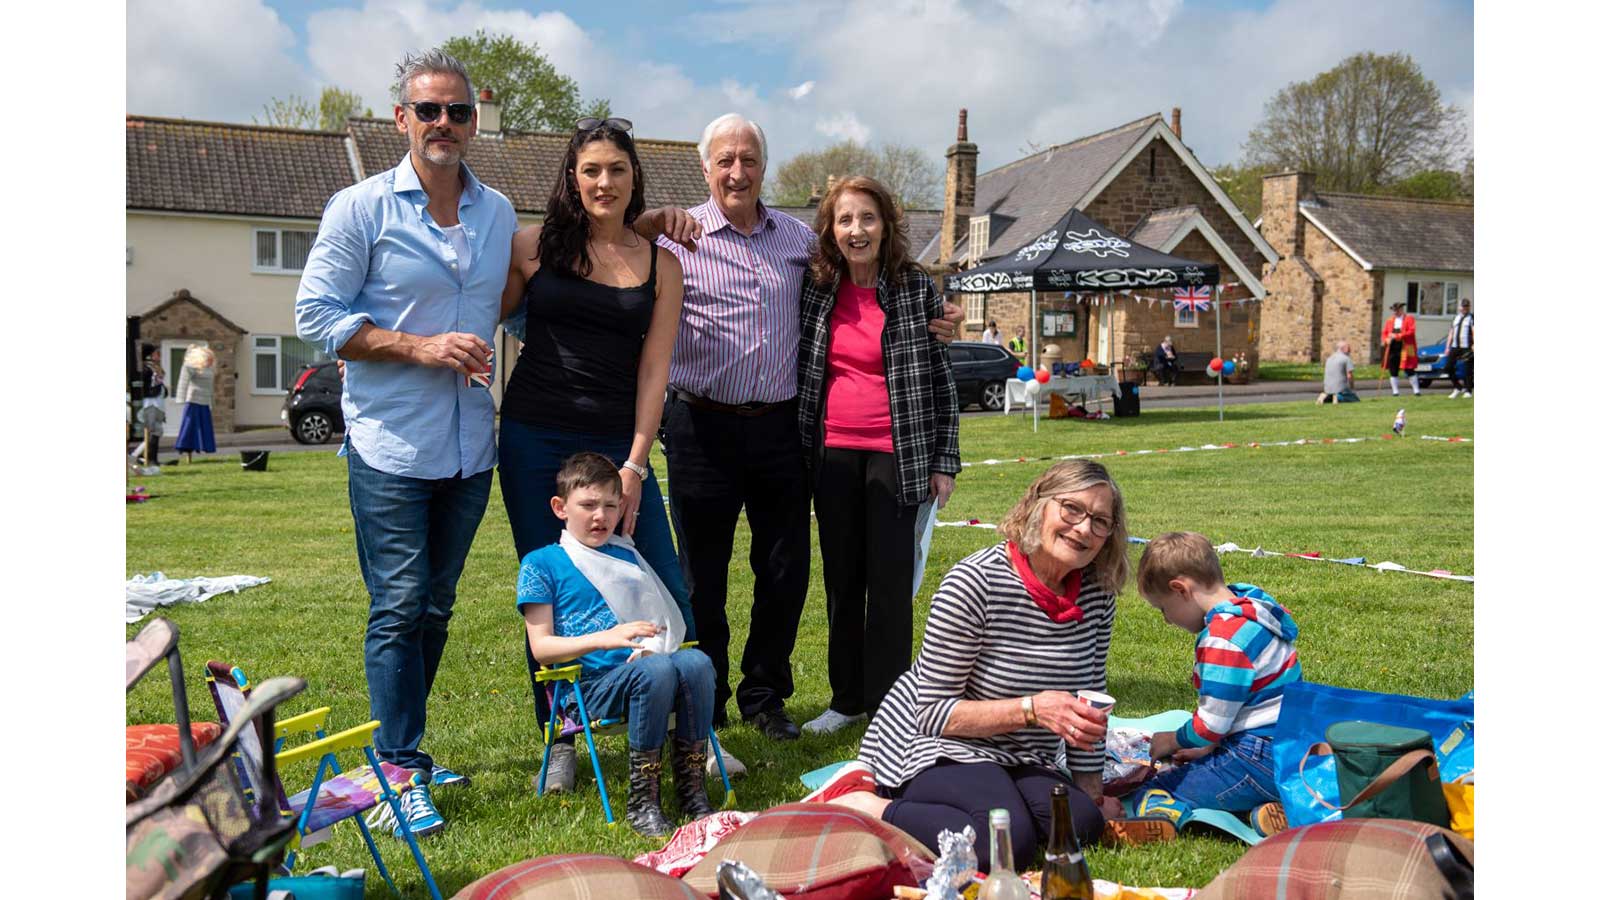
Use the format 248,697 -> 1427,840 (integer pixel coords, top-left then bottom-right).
948,341 -> 1021,411
281,361 -> 344,444
1414,341 -> 1468,388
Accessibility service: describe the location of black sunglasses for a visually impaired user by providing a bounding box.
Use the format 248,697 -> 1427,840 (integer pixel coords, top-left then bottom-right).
575,116 -> 632,133
404,101 -> 474,125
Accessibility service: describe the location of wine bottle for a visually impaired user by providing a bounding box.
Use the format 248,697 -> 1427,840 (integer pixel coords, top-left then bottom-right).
977,809 -> 1032,900
1041,784 -> 1093,900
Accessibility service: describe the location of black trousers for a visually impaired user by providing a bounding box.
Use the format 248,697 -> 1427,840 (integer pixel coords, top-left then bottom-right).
662,394 -> 811,721
812,447 -> 916,716
1443,348 -> 1474,391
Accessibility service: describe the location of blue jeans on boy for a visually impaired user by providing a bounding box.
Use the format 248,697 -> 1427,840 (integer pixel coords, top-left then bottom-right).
1144,731 -> 1280,813
573,650 -> 717,750
347,448 -> 494,777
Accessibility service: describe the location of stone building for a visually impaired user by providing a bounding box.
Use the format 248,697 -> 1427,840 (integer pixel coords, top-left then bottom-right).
1257,171 -> 1474,364
921,109 -> 1276,375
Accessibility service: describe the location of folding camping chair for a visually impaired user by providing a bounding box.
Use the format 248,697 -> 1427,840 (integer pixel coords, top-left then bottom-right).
204,661 -> 443,900
126,617 -> 224,802
127,618 -> 302,900
535,643 -> 736,826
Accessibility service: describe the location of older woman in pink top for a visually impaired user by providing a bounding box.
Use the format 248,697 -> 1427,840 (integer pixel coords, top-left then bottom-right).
795,175 -> 961,734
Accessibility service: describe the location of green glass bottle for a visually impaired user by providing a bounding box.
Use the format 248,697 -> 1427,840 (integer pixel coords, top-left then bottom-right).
1041,785 -> 1093,900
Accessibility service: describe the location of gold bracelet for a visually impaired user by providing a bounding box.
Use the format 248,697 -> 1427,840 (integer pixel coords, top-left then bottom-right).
1021,694 -> 1037,727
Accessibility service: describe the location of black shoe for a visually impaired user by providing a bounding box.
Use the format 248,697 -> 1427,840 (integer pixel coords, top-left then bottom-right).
670,735 -> 714,821
747,707 -> 800,742
626,748 -> 674,838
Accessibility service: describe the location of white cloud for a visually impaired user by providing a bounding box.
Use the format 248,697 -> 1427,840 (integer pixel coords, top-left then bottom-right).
127,0 -> 305,122
788,80 -> 816,100
816,112 -> 871,144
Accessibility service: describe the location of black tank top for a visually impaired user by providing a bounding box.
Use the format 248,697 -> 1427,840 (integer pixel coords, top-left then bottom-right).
501,245 -> 657,436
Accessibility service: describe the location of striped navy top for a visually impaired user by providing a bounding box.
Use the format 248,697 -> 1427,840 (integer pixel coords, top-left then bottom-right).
857,543 -> 1115,788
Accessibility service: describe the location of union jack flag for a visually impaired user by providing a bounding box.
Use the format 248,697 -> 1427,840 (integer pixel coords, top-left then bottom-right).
1173,285 -> 1212,312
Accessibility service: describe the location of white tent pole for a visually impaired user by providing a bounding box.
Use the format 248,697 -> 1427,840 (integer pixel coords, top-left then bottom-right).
1215,286 -> 1224,422
1031,288 -> 1039,433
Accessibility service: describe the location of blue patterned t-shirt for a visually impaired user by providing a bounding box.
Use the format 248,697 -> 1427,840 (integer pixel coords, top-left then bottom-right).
516,543 -> 636,679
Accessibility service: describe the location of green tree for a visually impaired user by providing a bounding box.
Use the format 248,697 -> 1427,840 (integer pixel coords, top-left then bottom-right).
317,86 -> 370,131
394,31 -> 607,132
1379,169 -> 1468,201
1243,52 -> 1468,193
254,94 -> 316,129
769,140 -> 940,208
1208,161 -> 1273,221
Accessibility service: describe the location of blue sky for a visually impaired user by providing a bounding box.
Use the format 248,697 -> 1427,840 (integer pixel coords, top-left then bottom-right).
128,1 -> 1473,177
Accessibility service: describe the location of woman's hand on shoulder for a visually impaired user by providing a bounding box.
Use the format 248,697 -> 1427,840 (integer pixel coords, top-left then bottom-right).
1034,691 -> 1108,750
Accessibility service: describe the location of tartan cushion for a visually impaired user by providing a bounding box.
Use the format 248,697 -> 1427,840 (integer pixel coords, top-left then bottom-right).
1194,818 -> 1474,899
683,803 -> 934,900
126,722 -> 224,801
454,854 -> 708,899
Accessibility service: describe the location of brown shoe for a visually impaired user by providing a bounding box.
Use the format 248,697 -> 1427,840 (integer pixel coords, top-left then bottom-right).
1101,817 -> 1178,846
1250,802 -> 1289,838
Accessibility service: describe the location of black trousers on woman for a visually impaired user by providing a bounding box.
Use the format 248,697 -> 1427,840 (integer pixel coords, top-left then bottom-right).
812,447 -> 917,717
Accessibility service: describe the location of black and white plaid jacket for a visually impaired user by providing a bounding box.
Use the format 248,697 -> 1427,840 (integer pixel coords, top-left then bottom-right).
797,266 -> 960,506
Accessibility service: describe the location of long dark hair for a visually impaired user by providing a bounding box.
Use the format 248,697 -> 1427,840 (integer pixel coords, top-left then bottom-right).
538,125 -> 648,277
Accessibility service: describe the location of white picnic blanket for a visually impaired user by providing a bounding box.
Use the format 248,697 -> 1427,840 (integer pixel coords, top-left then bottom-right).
126,572 -> 272,623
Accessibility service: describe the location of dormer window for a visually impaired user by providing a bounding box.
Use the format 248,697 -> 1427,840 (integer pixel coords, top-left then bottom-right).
967,216 -> 990,264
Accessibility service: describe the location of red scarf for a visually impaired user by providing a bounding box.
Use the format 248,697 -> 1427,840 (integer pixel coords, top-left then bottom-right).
1006,541 -> 1084,624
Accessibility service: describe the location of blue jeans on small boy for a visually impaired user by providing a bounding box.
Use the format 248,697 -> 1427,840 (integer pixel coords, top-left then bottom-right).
1142,731 -> 1280,813
573,650 -> 717,751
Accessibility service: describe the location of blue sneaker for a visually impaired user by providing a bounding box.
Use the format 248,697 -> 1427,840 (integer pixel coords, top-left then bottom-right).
430,764 -> 471,790
367,778 -> 445,839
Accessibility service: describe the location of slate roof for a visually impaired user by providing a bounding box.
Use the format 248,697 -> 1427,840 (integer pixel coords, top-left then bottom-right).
1302,193 -> 1474,272
1129,204 -> 1201,250
919,113 -> 1162,265
126,116 -> 356,219
342,118 -> 711,215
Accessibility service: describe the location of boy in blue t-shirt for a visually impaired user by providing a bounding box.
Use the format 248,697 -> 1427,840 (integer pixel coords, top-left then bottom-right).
518,452 -> 714,838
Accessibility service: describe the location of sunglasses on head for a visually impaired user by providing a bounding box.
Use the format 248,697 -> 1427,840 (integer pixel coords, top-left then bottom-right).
575,116 -> 632,134
404,101 -> 474,125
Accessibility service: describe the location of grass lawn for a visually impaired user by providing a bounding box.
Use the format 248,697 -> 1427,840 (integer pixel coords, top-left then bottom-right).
126,395 -> 1473,896
1255,360 -> 1388,382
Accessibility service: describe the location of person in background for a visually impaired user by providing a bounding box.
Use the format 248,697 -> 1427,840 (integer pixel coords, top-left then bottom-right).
1008,326 -> 1028,360
1444,298 -> 1473,398
172,345 -> 216,463
796,175 -> 960,735
981,320 -> 1002,345
1317,340 -> 1359,404
1154,336 -> 1179,387
131,345 -> 168,466
1380,301 -> 1420,397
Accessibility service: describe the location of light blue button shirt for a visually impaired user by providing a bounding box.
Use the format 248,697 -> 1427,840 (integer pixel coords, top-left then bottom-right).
296,155 -> 516,480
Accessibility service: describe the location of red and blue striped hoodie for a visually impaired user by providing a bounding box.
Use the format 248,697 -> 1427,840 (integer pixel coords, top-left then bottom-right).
1176,584 -> 1302,749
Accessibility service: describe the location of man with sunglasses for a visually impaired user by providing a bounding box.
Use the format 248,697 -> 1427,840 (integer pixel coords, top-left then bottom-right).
295,48 -> 516,840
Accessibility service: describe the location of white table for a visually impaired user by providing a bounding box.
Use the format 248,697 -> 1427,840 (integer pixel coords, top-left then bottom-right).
1003,375 -> 1121,415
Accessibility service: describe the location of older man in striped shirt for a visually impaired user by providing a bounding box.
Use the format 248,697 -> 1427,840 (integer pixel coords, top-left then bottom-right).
654,113 -> 961,751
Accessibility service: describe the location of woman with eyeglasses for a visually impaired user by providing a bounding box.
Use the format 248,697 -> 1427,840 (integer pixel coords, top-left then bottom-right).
495,117 -> 702,831
805,459 -> 1128,872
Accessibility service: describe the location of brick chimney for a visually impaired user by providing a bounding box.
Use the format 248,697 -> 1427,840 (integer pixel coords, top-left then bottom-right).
476,87 -> 501,135
1260,170 -> 1315,258
941,109 -> 979,265
1170,106 -> 1182,141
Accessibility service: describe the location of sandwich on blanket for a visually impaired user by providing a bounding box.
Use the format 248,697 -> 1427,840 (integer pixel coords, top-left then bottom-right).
559,530 -> 685,659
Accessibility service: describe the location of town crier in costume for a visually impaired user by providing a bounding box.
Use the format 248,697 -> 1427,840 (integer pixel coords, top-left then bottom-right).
1380,301 -> 1420,397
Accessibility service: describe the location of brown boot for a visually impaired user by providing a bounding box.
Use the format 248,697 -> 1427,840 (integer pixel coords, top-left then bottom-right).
671,735 -> 714,821
626,748 -> 674,838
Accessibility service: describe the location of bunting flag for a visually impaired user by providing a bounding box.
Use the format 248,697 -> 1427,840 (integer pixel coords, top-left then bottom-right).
1172,285 -> 1212,312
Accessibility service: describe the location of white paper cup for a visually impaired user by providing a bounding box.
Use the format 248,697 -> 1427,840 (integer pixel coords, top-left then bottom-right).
1076,689 -> 1116,713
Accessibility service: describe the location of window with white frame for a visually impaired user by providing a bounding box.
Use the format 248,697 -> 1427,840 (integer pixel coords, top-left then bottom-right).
1175,304 -> 1198,328
1405,280 -> 1462,317
963,294 -> 985,325
967,216 -> 990,264
252,335 -> 331,393
253,227 -> 317,273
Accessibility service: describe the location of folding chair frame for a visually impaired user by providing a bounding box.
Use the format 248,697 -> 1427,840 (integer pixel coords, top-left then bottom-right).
533,643 -> 736,826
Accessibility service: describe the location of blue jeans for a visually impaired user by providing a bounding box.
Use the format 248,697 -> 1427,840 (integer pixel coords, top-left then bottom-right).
347,448 -> 493,777
573,650 -> 716,751
1142,731 -> 1280,813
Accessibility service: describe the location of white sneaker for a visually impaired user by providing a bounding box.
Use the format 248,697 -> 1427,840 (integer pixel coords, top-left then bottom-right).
708,744 -> 747,778
1462,391 -> 1472,398
802,709 -> 869,734
1448,389 -> 1460,399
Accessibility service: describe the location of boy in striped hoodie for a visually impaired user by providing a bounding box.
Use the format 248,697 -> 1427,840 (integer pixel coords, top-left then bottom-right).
1119,531 -> 1302,842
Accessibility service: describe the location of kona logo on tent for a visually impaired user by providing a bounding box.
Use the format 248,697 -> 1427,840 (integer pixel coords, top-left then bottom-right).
1014,230 -> 1059,262
1062,229 -> 1131,258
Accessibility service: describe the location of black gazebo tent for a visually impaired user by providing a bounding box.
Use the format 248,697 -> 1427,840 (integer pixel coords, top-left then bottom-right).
945,208 -> 1230,419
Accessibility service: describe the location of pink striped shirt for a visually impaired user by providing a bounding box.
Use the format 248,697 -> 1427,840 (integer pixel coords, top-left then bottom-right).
657,200 -> 815,404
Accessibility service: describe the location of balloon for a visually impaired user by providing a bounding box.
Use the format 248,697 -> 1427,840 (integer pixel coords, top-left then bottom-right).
1222,360 -> 1236,376
1082,358 -> 1096,369
1035,369 -> 1051,384
1024,379 -> 1041,397
1017,366 -> 1035,382
1209,357 -> 1224,372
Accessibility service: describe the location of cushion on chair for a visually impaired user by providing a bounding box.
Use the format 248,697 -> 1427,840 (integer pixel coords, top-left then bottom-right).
125,722 -> 224,801
1193,819 -> 1474,900
454,853 -> 709,899
284,761 -> 415,834
682,803 -> 934,900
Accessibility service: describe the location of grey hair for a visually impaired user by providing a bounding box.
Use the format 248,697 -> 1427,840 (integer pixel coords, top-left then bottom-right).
698,113 -> 768,166
396,49 -> 474,105
998,459 -> 1129,593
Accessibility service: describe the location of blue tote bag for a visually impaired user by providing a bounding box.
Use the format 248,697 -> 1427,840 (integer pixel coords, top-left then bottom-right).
1272,682 -> 1474,828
